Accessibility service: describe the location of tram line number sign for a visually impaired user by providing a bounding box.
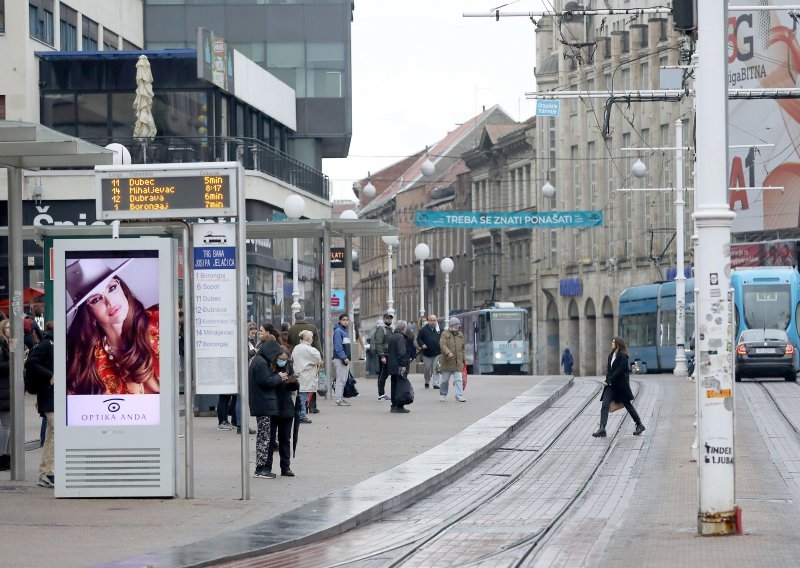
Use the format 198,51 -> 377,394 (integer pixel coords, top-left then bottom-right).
96,163 -> 238,220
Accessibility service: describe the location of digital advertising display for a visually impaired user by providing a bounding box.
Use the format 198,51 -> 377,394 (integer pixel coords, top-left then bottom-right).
64,251 -> 161,426
54,238 -> 177,498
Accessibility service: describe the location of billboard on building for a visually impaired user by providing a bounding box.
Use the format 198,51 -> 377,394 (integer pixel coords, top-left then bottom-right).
729,3 -> 800,232
731,240 -> 799,268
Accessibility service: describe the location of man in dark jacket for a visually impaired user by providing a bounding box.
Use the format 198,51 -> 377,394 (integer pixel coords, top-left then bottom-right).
387,320 -> 411,414
417,314 -> 442,389
249,339 -> 299,478
373,312 -> 393,401
287,311 -> 322,355
26,322 -> 54,487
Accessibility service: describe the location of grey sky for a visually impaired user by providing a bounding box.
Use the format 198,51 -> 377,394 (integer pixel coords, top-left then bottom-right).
323,1 -> 546,202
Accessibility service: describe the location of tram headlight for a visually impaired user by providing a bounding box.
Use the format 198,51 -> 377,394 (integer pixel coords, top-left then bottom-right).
516,352 -> 522,359
494,352 -> 502,359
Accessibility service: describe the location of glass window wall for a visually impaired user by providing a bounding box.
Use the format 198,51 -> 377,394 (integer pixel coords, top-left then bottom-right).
77,93 -> 109,139
42,94 -> 77,136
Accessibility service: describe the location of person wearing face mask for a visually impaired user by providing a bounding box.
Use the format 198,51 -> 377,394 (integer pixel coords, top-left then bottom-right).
249,339 -> 299,478
291,330 -> 322,424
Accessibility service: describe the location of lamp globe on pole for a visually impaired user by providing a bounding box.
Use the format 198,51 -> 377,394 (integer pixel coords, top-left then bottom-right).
381,235 -> 399,316
632,158 -> 648,179
414,243 -> 430,318
440,257 -> 454,328
340,209 -> 358,220
284,195 -> 306,320
542,180 -> 555,199
363,173 -> 376,199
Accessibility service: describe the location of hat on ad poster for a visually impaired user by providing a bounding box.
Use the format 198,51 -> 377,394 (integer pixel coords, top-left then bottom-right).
66,257 -> 159,329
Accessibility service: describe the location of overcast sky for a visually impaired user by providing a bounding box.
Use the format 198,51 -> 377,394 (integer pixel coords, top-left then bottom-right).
322,1 -> 547,202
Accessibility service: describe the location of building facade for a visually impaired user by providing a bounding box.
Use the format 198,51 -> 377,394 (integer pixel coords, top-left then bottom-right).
530,1 -> 694,375
142,0 -> 354,171
357,106 -> 516,333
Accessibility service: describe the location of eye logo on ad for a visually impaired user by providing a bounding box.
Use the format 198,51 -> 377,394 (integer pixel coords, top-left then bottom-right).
104,398 -> 124,412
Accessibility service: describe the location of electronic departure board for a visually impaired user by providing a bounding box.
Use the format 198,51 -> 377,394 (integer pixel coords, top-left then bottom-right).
95,163 -> 239,220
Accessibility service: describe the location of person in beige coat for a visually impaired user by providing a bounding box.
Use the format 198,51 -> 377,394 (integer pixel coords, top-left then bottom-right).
291,330 -> 322,423
439,317 -> 466,402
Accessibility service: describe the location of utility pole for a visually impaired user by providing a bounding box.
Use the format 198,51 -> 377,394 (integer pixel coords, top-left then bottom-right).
694,1 -> 737,536
673,119 -> 688,377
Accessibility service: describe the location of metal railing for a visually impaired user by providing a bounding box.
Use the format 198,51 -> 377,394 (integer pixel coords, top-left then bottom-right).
82,136 -> 329,200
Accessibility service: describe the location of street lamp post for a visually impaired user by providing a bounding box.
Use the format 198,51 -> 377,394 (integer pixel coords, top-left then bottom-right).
284,195 -> 306,321
440,257 -> 454,329
627,119 -> 688,376
381,235 -> 399,316
414,243 -> 430,318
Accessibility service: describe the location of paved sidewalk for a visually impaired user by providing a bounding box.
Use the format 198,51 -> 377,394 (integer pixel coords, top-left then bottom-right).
0,373 -> 545,568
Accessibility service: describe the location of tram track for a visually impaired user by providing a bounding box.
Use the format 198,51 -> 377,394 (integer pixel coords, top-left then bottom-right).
242,378 -> 654,568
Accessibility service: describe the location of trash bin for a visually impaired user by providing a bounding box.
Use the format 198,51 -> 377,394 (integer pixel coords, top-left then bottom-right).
194,394 -> 217,417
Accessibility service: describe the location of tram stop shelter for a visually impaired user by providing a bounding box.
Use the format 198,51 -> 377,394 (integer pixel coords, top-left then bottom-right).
0,120 -> 114,480
9,208 -> 395,499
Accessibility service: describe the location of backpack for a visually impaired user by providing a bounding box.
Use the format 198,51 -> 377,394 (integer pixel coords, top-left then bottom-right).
23,316 -> 32,335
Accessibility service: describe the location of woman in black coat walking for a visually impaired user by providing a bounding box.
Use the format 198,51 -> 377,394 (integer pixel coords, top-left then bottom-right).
592,336 -> 646,438
249,339 -> 299,478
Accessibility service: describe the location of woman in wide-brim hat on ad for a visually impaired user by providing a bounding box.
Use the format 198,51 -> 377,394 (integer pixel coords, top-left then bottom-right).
65,257 -> 160,396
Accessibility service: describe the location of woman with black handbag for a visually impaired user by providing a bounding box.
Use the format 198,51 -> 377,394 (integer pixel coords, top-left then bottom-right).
592,336 -> 646,438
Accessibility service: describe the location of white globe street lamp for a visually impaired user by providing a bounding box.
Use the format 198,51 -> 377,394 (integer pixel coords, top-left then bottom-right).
363,173 -> 376,199
421,156 -> 435,177
414,243 -> 430,317
542,180 -> 555,199
381,235 -> 400,316
340,209 -> 358,220
284,195 -> 306,320
440,257 -> 454,328
632,158 -> 648,179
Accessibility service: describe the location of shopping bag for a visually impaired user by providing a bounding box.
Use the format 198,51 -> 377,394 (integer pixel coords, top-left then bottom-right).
343,372 -> 359,398
317,370 -> 329,396
462,362 -> 469,390
396,374 -> 415,405
610,401 -> 624,413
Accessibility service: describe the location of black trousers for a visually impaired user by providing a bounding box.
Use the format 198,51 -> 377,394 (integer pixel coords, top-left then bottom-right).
266,416 -> 292,473
599,387 -> 642,429
378,359 -> 389,396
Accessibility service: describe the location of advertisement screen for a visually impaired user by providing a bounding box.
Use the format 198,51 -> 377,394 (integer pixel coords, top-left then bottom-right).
64,250 -> 161,426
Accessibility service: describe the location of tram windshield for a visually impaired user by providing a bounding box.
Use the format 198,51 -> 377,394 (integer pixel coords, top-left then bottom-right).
742,284 -> 791,331
491,312 -> 525,342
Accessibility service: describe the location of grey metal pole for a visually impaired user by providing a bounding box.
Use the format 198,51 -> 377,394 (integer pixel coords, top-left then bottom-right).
181,223 -> 195,499
344,236 -> 354,349
236,164 -> 250,500
8,166 -> 25,480
694,1 -> 736,536
323,228 -> 333,400
674,119 -> 688,377
419,259 -> 425,318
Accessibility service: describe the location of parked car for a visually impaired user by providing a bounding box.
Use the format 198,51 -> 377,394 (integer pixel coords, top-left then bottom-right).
735,329 -> 798,382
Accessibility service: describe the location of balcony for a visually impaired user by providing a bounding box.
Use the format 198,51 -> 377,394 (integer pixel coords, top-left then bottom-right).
81,135 -> 329,200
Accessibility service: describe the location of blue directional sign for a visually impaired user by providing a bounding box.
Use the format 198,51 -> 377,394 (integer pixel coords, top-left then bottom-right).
415,210 -> 603,229
536,100 -> 561,117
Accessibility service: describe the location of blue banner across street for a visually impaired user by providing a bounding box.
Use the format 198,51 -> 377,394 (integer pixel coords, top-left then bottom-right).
415,210 -> 603,229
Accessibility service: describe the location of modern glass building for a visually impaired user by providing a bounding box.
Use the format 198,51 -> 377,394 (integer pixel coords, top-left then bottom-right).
143,0 -> 354,171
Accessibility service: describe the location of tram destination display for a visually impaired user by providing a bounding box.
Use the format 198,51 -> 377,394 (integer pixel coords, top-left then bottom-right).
96,163 -> 238,220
